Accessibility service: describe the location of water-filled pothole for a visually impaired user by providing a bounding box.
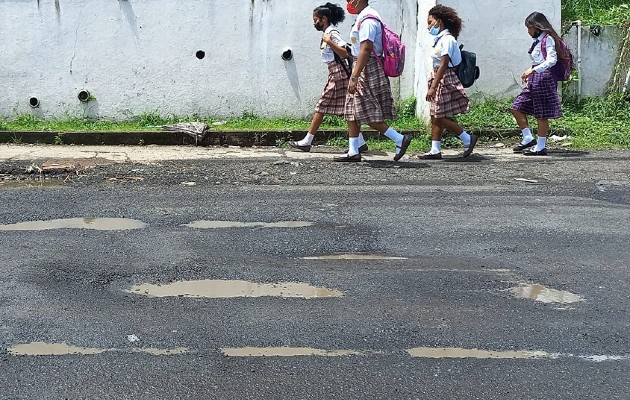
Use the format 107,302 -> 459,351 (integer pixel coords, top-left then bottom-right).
126,279 -> 343,299
9,342 -> 106,356
406,347 -> 553,359
221,347 -> 361,357
510,284 -> 584,304
0,218 -> 148,231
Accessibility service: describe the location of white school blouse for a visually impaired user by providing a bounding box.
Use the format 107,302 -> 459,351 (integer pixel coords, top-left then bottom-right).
530,32 -> 558,73
349,6 -> 384,57
321,26 -> 347,64
431,29 -> 461,69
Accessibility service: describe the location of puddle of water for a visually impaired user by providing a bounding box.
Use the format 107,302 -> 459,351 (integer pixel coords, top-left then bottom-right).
8,342 -> 106,356
184,221 -> 314,229
406,347 -> 552,359
126,279 -> 343,299
0,217 -> 148,231
302,254 -> 407,260
221,347 -> 362,357
8,342 -> 190,356
132,347 -> 189,356
510,284 -> 584,304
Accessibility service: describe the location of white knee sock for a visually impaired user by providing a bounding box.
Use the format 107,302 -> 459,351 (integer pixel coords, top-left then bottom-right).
534,137 -> 547,152
459,131 -> 471,148
348,137 -> 360,156
521,128 -> 534,145
384,127 -> 403,147
297,133 -> 315,146
431,140 -> 442,154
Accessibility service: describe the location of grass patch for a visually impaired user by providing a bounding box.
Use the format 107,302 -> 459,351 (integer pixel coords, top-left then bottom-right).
563,1 -> 629,25
2,95 -> 629,150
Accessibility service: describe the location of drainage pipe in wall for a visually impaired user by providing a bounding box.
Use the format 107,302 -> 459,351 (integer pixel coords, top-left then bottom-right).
575,20 -> 582,103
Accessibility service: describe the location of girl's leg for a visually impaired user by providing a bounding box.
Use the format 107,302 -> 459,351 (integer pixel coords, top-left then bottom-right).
333,120 -> 362,162
533,119 -> 549,151
511,109 -> 535,146
295,112 -> 325,146
430,119 -> 443,154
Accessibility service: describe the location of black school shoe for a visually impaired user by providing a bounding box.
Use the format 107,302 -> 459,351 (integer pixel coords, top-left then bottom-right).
523,148 -> 547,156
394,134 -> 412,161
513,139 -> 536,153
333,153 -> 362,162
462,132 -> 480,158
289,141 -> 311,152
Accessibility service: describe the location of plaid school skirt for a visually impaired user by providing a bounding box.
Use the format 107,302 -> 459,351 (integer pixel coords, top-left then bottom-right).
315,62 -> 349,116
429,68 -> 470,118
344,56 -> 396,125
511,68 -> 562,120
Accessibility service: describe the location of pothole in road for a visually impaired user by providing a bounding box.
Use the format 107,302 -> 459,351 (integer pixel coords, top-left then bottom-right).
302,253 -> 407,260
221,347 -> 362,357
9,342 -> 106,356
0,217 -> 148,231
8,342 -> 189,356
406,347 -> 554,359
125,279 -> 343,299
183,220 -> 314,229
509,284 -> 584,304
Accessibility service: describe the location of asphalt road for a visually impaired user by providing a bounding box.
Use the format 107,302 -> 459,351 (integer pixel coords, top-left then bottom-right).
0,147 -> 629,399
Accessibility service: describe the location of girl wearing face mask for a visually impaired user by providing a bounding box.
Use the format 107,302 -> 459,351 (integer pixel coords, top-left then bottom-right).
510,12 -> 567,156
419,5 -> 477,160
334,0 -> 411,162
290,3 -> 367,153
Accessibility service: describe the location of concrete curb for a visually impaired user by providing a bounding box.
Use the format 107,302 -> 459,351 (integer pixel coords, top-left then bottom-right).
0,129 -> 520,146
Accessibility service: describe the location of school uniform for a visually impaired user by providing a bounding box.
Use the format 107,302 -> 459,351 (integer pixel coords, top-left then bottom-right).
511,32 -> 563,120
430,29 -> 470,118
315,26 -> 349,116
344,6 -> 396,125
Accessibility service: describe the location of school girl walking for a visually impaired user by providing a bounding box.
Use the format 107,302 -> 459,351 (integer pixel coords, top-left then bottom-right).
334,0 -> 411,162
290,3 -> 369,153
418,5 -> 478,160
511,12 -> 568,156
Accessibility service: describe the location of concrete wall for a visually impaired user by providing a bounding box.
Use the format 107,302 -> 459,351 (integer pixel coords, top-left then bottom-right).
0,0 -> 416,119
415,0 -> 561,119
563,25 -> 624,97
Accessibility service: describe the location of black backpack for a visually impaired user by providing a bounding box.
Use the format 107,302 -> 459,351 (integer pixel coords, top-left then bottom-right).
455,44 -> 480,88
330,30 -> 353,78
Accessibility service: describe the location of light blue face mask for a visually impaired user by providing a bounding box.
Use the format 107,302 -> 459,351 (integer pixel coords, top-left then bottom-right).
428,26 -> 440,36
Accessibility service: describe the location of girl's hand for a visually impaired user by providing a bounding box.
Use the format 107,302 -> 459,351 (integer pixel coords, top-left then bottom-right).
322,33 -> 332,45
521,68 -> 534,83
426,87 -> 436,101
348,78 -> 358,95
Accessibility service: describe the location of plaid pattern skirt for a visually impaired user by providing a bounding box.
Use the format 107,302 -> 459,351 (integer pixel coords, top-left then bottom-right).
511,69 -> 562,120
315,62 -> 349,116
344,56 -> 396,125
429,68 -> 470,118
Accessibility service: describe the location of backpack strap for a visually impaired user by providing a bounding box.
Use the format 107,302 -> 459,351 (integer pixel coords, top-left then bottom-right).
356,14 -> 386,60
329,29 -> 352,78
540,34 -> 549,60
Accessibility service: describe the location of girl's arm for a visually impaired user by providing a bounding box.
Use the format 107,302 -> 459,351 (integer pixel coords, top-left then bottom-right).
348,39 -> 373,94
323,33 -> 349,59
426,55 -> 450,101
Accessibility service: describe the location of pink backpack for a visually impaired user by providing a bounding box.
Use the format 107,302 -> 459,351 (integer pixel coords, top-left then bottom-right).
357,15 -> 406,77
541,34 -> 574,81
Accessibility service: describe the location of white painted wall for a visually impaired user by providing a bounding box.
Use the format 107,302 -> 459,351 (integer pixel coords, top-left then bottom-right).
0,0 -> 416,119
415,0 -> 561,120
564,26 -> 623,97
